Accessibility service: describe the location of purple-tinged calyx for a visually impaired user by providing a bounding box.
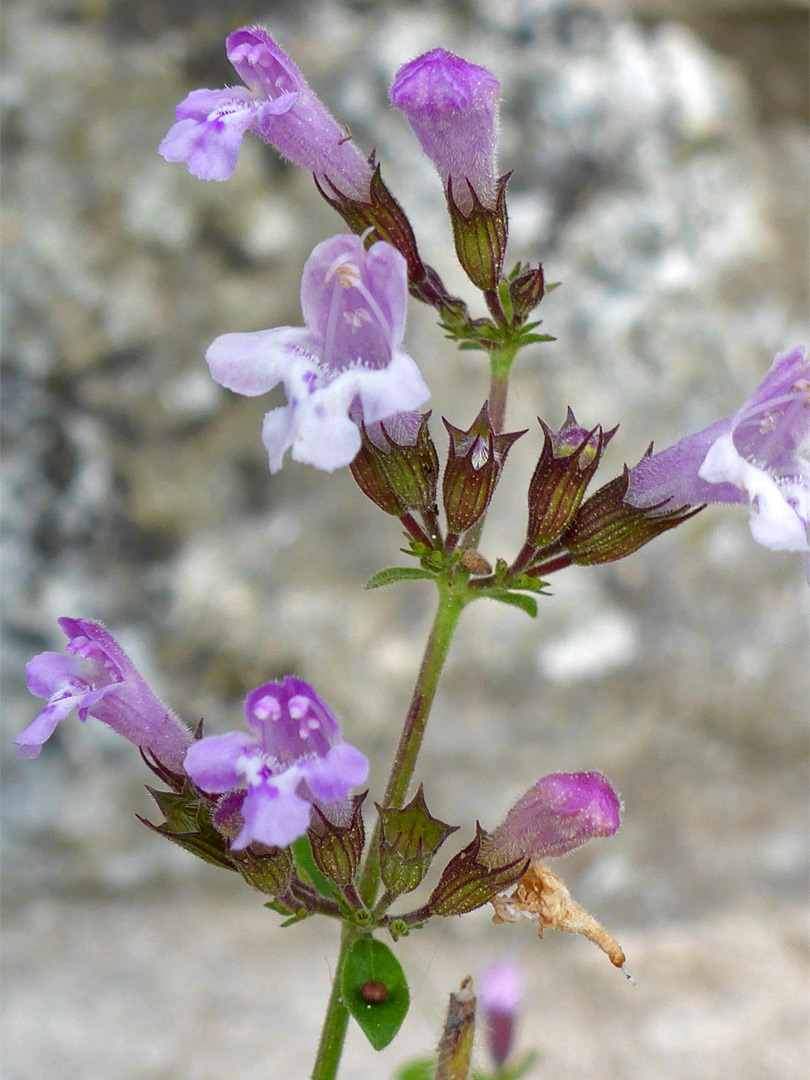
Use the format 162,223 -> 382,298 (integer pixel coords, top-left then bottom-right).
390,48 -> 501,216
159,26 -> 372,196
479,959 -> 524,1068
508,262 -> 546,323
480,772 -> 622,867
527,410 -> 615,549
626,346 -> 810,571
15,618 -> 193,773
442,403 -> 525,535
183,676 -> 368,850
350,411 -> 439,518
206,233 -> 430,473
561,467 -> 700,566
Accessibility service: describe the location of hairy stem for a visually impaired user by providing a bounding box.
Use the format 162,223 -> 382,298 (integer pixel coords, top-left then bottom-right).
310,925 -> 358,1080
358,583 -> 466,906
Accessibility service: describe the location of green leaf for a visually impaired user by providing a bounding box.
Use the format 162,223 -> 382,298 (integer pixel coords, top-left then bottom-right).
278,907 -> 315,928
394,1059 -> 435,1080
291,835 -> 339,900
365,567 -> 437,590
513,577 -> 551,594
486,591 -> 538,617
342,936 -> 410,1050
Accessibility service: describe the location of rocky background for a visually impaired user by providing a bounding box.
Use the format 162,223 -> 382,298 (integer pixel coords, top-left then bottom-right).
2,0 -> 808,1077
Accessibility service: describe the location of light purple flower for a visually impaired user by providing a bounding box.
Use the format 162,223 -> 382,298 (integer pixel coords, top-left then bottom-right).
159,26 -> 373,195
15,618 -> 192,773
206,233 -> 430,472
184,677 -> 368,850
479,959 -> 524,1067
390,48 -> 501,214
482,772 -> 622,865
626,347 -> 810,561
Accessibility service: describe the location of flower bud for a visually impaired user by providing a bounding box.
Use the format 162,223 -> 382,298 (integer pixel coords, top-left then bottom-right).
230,844 -> 295,897
350,413 -> 439,518
377,785 -> 458,896
442,404 -> 525,535
526,412 -> 614,548
564,469 -> 700,565
508,262 -> 546,322
308,792 -> 366,888
480,772 -> 621,868
479,960 -> 524,1068
390,48 -> 501,216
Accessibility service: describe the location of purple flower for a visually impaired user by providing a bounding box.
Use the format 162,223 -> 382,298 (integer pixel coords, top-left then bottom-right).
626,347 -> 810,562
159,27 -> 373,195
184,677 -> 368,850
206,233 -> 430,472
15,618 -> 193,773
479,959 -> 524,1067
390,48 -> 501,214
482,772 -> 622,865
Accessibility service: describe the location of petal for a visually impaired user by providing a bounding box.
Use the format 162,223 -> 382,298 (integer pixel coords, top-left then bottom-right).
206,327 -> 315,397
159,92 -> 260,182
626,417 -> 742,509
352,347 -> 431,425
302,742 -> 369,803
184,731 -> 257,793
700,433 -> 810,550
173,86 -> 254,122
290,408 -> 361,472
233,778 -> 312,850
261,405 -> 298,473
363,241 -> 410,349
13,693 -> 82,757
25,651 -> 83,699
226,28 -> 307,98
299,235 -> 367,332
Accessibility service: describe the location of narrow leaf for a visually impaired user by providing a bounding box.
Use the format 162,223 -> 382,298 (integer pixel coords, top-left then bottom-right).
342,936 -> 410,1050
365,567 -> 436,590
487,591 -> 538,618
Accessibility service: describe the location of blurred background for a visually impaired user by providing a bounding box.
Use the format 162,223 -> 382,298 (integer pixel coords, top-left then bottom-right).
2,0 -> 808,1077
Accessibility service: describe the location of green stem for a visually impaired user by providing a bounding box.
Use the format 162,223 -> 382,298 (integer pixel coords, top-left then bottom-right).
309,336 -> 518,1078
310,924 -> 358,1080
488,339 -> 518,434
309,584 -> 465,1078
463,340 -> 518,551
358,583 -> 466,906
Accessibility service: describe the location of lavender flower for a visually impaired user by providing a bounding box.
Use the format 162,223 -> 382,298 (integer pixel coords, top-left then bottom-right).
626,347 -> 810,561
15,618 -> 192,773
390,48 -> 501,214
482,771 -> 622,866
159,27 -> 372,195
184,677 -> 368,850
206,233 -> 430,472
479,959 -> 524,1067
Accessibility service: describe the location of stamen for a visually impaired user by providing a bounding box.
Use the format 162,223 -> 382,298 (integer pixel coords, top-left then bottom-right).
253,695 -> 282,722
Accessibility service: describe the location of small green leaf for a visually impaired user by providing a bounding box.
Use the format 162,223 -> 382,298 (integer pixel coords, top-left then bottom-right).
507,574 -> 551,594
394,1059 -> 435,1080
342,936 -> 410,1050
365,567 -> 437,589
291,836 -> 339,900
486,591 -> 538,617
278,907 -> 314,927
